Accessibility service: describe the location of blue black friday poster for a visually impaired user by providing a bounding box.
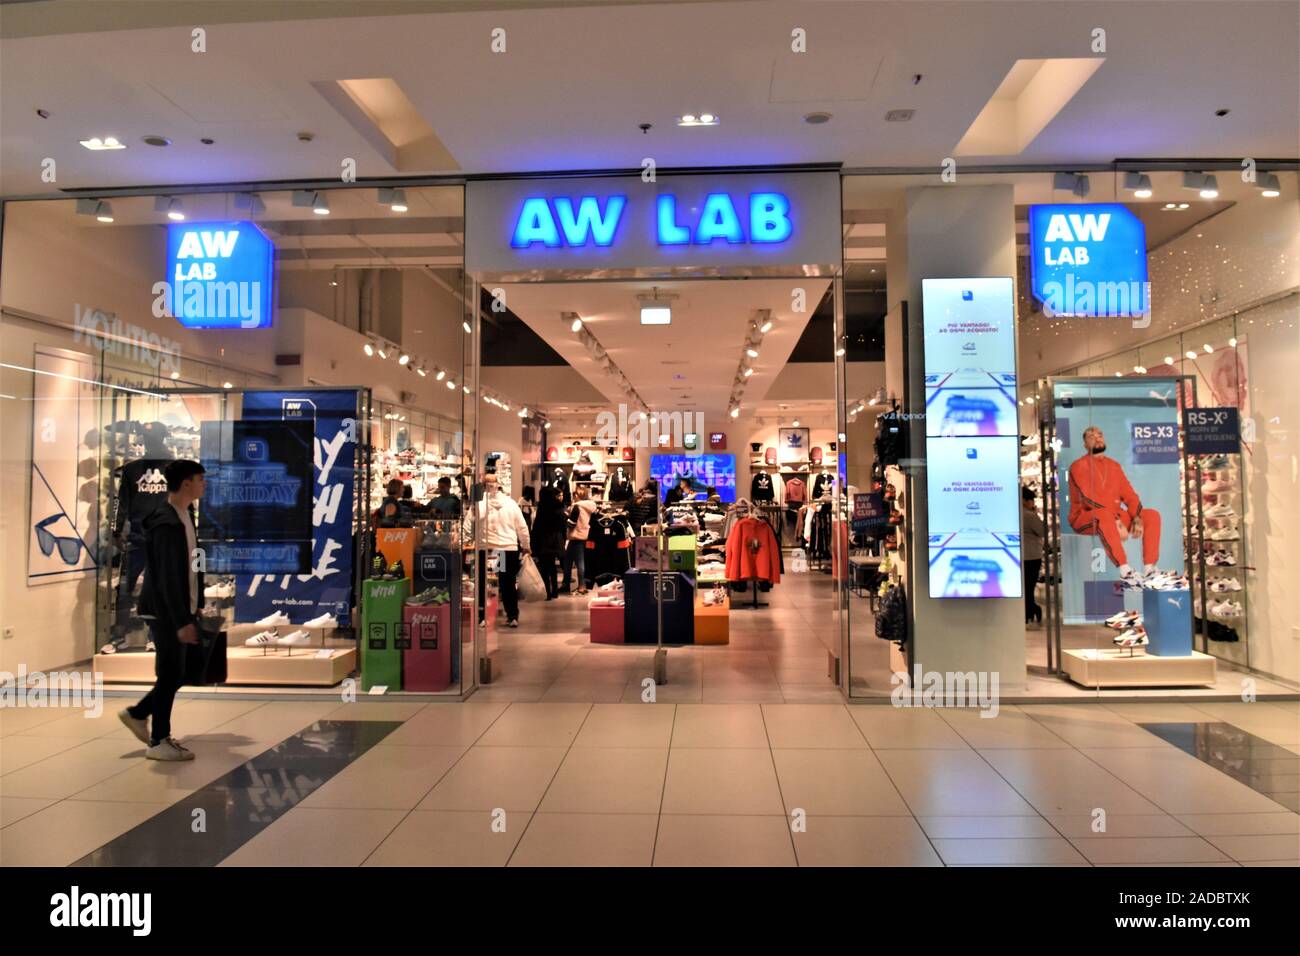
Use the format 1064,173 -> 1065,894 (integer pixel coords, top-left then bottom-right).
233,391 -> 359,625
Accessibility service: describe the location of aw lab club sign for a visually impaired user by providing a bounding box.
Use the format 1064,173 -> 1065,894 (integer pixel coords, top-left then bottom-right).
1028,204 -> 1149,319
160,221 -> 275,328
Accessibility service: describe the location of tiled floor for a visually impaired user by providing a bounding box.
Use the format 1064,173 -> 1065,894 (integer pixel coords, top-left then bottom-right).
3,697 -> 1297,866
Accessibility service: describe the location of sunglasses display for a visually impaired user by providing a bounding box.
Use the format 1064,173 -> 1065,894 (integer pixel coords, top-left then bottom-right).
35,514 -> 87,565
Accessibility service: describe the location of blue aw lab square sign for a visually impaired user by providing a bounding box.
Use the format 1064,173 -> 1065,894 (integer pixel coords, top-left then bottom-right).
1028,203 -> 1148,320
165,221 -> 275,329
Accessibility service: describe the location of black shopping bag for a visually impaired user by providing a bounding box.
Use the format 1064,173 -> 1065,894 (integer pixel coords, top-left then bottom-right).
185,621 -> 227,685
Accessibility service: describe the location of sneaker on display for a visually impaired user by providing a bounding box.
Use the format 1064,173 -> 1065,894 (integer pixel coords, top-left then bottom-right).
1113,627 -> 1149,648
1208,577 -> 1243,592
277,629 -> 311,646
1144,571 -> 1188,590
1202,503 -> 1236,517
256,611 -> 291,627
203,581 -> 235,599
1208,527 -> 1240,541
1118,568 -> 1146,590
99,642 -> 119,655
1202,455 -> 1232,469
244,630 -> 279,647
386,559 -> 406,579
1105,610 -> 1143,630
1209,599 -> 1243,618
145,738 -> 195,762
371,554 -> 387,578
1206,550 -> 1238,566
145,639 -> 155,652
1200,480 -> 1232,492
302,612 -> 337,628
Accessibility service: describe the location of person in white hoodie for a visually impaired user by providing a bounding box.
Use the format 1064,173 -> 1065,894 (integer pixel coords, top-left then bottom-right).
476,473 -> 530,627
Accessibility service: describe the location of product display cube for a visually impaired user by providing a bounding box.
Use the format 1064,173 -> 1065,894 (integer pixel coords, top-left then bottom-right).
361,577 -> 409,691
590,604 -> 625,644
376,528 -> 417,578
667,535 -> 697,573
1143,587 -> 1194,657
623,569 -> 694,644
403,602 -> 452,691
413,547 -> 456,590
693,591 -> 730,645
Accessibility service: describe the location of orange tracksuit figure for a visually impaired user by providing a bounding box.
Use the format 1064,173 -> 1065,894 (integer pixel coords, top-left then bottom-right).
1067,453 -> 1161,568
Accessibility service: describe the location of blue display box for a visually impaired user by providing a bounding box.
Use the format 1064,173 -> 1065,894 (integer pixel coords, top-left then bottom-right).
1143,588 -> 1193,657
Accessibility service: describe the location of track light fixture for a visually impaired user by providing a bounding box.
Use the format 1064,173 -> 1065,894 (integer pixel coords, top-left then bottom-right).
1256,171 -> 1281,197
1053,172 -> 1090,198
1123,172 -> 1153,199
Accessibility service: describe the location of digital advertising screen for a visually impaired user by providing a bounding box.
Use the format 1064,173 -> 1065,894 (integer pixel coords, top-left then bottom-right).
650,453 -> 736,502
923,277 -> 1018,438
922,277 -> 1021,599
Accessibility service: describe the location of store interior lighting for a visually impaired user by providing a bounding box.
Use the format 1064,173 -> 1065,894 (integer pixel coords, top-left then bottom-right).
1182,171 -> 1219,199
233,192 -> 266,214
1053,172 -> 1090,198
638,289 -> 675,325
1123,172 -> 1153,199
1256,172 -> 1282,197
378,187 -> 408,212
79,136 -> 125,151
154,196 -> 185,221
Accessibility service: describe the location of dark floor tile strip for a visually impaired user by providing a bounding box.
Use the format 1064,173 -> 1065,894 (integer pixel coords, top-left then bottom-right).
1139,721 -> 1300,812
72,720 -> 404,867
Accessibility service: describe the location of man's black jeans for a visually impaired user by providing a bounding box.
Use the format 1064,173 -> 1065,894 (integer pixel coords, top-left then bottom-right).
127,620 -> 185,744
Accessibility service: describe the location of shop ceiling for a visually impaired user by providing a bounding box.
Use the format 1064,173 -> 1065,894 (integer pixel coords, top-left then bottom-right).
2,2 -> 1295,195
500,278 -> 831,419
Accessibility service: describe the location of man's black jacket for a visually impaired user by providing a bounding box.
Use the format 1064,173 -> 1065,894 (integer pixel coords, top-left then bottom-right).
137,502 -> 205,633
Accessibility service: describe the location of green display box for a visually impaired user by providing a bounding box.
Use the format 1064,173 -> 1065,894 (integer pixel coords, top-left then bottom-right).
361,577 -> 410,691
668,535 -> 696,572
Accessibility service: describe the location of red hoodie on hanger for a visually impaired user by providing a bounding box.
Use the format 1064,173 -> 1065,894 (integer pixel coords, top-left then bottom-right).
725,515 -> 782,584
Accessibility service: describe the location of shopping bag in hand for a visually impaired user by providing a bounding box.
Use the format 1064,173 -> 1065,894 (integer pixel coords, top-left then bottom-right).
517,554 -> 546,602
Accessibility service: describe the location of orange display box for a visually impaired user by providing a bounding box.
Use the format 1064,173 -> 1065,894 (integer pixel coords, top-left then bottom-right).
693,592 -> 730,645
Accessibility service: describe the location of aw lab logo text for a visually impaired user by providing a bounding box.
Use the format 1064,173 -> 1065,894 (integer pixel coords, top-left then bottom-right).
155,220 -> 275,330
1029,203 -> 1149,320
50,886 -> 151,936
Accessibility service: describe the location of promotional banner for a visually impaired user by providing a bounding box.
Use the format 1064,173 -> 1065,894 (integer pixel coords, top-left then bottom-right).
198,419 -> 314,574
27,347 -> 99,584
234,391 -> 358,625
650,453 -> 736,501
923,278 -> 1022,599
1054,378 -> 1185,624
1028,203 -> 1148,318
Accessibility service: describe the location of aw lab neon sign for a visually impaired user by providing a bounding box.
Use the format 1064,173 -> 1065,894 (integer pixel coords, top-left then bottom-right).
510,192 -> 794,248
1029,204 -> 1149,319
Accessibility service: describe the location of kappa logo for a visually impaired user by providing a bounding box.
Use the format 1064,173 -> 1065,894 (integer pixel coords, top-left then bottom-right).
137,468 -> 167,494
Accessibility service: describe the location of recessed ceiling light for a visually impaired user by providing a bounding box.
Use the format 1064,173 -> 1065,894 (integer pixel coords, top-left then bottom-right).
447,380 -> 456,389
398,353 -> 410,365
743,367 -> 755,377
363,342 -> 374,357
759,319 -> 774,334
884,109 -> 914,122
1229,337 -> 1238,347
1164,355 -> 1175,365
730,407 -> 739,418
1186,350 -> 1198,360
169,371 -> 180,380
792,419 -> 800,427
804,111 -> 832,125
463,321 -> 472,334
142,135 -> 171,147
746,347 -> 759,358
223,381 -> 233,389
570,317 -> 584,332
677,113 -> 719,127
79,136 -> 126,151
1203,343 -> 1213,353
1178,202 -> 1189,209
200,137 -> 215,145
435,370 -> 446,381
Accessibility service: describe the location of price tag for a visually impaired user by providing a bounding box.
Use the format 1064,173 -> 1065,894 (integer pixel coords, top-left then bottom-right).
368,685 -> 388,695
315,649 -> 333,659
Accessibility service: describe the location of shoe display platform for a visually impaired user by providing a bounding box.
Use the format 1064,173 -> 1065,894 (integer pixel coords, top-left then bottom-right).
94,646 -> 357,687
1061,648 -> 1217,688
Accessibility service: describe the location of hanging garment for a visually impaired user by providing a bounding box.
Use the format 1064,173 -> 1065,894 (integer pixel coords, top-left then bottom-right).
875,585 -> 908,645
724,515 -> 782,584
811,472 -> 835,500
607,472 -> 634,502
751,471 -> 776,501
783,477 -> 806,506
585,514 -> 633,580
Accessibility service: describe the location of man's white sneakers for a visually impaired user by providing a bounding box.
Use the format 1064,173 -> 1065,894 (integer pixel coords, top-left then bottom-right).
118,708 -> 151,745
145,738 -> 195,761
256,611 -> 291,627
244,630 -> 279,647
302,612 -> 336,629
277,629 -> 311,646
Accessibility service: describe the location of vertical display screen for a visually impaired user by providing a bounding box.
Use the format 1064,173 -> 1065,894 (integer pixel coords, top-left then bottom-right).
922,278 -> 1022,598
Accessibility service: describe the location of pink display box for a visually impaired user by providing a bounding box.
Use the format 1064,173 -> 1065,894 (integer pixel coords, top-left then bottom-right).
590,604 -> 625,644
403,603 -> 451,691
